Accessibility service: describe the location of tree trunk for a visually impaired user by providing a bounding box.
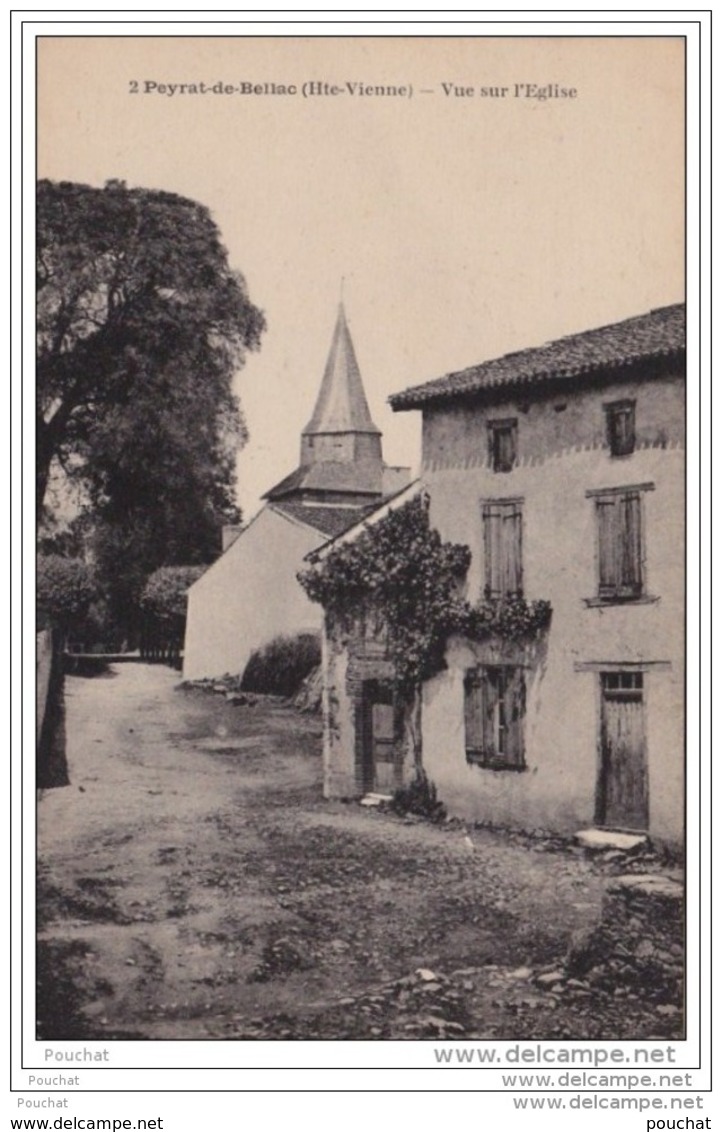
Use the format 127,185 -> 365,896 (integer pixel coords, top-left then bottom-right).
405,684 -> 423,772
36,426 -> 52,518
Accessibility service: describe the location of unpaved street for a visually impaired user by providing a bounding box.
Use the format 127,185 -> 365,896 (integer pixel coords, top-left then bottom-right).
37,663 -> 681,1041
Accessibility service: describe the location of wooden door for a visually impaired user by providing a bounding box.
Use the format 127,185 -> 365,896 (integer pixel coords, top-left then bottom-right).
360,681 -> 399,793
597,672 -> 648,830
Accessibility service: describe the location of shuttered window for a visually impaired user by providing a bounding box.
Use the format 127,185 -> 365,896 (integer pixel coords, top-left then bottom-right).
488,419 -> 518,472
482,500 -> 523,599
605,400 -> 636,457
464,666 -> 526,770
595,491 -> 643,599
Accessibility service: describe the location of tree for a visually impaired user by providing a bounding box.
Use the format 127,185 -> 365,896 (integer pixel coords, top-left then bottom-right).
138,565 -> 205,662
37,179 -> 265,514
139,565 -> 205,623
37,179 -> 265,638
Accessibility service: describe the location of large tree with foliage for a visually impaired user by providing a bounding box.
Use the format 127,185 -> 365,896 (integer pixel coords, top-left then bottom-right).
37,179 -> 265,633
37,178 -> 264,510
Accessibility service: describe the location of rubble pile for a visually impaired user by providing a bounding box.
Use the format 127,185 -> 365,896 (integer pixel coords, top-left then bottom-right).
565,873 -> 684,1007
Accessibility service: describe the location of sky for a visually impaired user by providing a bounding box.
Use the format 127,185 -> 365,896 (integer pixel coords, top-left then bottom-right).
37,35 -> 685,519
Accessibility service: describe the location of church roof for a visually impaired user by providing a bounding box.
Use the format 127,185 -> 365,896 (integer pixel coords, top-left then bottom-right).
390,303 -> 685,410
303,303 -> 381,436
270,501 -> 375,539
264,460 -> 384,501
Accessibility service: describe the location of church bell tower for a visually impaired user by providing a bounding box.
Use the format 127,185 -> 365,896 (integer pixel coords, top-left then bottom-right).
265,304 -> 386,507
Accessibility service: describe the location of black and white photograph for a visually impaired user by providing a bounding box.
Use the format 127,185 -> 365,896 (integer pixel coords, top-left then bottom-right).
32,30 -> 693,1060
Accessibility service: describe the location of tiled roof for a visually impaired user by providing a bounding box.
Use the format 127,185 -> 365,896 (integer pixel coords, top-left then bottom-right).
264,460 -> 384,500
390,303 -> 685,410
307,480 -> 423,561
271,500 -> 375,538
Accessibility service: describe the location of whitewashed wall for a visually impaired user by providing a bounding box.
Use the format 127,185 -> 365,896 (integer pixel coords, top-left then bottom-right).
183,506 -> 322,681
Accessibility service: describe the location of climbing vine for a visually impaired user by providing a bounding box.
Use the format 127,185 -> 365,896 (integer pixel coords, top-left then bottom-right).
298,495 -> 551,691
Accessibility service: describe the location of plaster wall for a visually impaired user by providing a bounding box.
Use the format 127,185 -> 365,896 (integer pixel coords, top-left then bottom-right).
183,506 -> 322,681
421,371 -> 684,473
418,375 -> 684,844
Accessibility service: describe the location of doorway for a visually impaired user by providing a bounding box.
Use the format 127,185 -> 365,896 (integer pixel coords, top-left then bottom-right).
597,671 -> 648,830
359,680 -> 401,793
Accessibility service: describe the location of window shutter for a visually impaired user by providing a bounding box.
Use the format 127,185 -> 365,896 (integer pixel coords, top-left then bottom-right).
606,402 -> 636,457
483,505 -> 502,598
502,505 -> 523,596
496,427 -> 515,471
597,497 -> 618,596
505,668 -> 526,767
620,493 -> 642,594
464,671 -> 485,757
481,667 -> 497,755
465,667 -> 526,769
482,502 -> 523,599
595,490 -> 643,598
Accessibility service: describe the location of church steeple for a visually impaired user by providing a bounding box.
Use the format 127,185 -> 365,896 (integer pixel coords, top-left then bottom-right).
265,302 -> 388,506
300,304 -> 382,466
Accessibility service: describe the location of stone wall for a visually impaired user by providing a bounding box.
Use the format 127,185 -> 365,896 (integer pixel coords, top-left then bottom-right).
568,874 -> 684,1006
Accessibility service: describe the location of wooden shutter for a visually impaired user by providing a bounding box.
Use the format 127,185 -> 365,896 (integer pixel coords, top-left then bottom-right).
483,505 -> 501,598
597,492 -> 642,598
488,421 -> 517,473
495,426 -> 516,472
503,667 -> 526,768
597,496 -> 619,596
464,670 -> 485,761
483,502 -> 523,598
501,505 -> 523,596
620,493 -> 642,595
465,667 -> 525,769
607,402 -> 636,457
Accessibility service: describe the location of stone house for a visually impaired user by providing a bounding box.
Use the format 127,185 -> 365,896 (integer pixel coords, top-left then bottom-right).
182,305 -> 408,681
313,304 -> 685,845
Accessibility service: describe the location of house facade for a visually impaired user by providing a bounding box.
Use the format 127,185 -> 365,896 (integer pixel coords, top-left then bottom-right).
182,305 -> 409,681
316,304 -> 685,846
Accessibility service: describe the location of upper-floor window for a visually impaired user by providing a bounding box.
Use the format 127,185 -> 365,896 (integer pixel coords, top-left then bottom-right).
587,484 -> 654,601
488,418 -> 518,472
605,400 -> 636,457
482,499 -> 523,599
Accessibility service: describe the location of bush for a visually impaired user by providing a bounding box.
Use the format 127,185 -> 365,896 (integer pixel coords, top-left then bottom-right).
139,565 -> 204,663
390,770 -> 446,823
241,633 -> 321,697
139,565 -> 205,623
37,556 -> 96,632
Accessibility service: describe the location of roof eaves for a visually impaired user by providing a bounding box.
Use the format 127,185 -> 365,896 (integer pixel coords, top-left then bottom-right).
390,344 -> 685,410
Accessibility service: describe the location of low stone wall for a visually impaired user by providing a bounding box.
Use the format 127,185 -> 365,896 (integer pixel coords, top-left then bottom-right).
568,873 -> 684,1005
37,628 -> 69,789
37,630 -> 54,742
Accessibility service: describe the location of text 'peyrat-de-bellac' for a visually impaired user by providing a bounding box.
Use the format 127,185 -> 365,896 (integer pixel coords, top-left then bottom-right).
133,80 -> 577,100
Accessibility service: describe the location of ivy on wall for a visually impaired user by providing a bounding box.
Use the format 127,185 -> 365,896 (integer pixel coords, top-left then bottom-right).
298,495 -> 551,691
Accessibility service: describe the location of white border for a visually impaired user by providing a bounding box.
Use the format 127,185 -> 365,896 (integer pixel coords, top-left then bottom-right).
13,11 -> 710,1100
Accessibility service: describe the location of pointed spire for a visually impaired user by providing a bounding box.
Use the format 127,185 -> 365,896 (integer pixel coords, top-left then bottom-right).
303,304 -> 381,437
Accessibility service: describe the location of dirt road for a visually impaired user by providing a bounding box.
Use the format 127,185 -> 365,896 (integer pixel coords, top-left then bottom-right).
37,663 -> 682,1041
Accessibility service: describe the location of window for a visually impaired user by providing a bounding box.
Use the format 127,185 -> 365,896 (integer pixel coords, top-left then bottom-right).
605,400 -> 636,457
464,666 -> 526,770
592,488 -> 645,600
601,670 -> 643,693
488,418 -> 518,472
482,500 -> 523,599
